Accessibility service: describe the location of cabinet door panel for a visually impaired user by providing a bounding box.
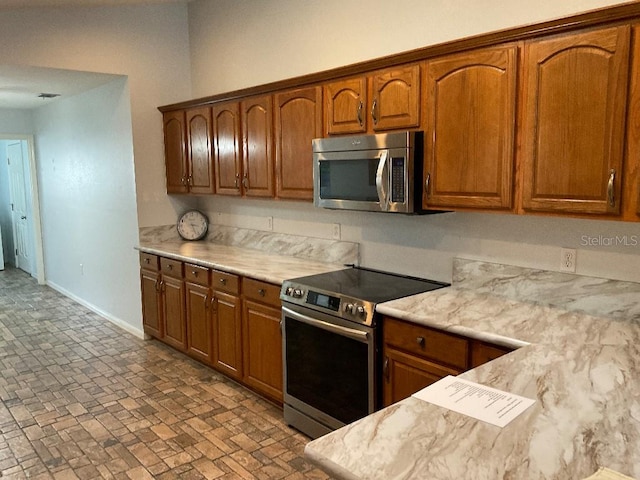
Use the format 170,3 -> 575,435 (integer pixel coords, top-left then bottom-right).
162,276 -> 186,351
212,102 -> 242,196
274,87 -> 322,200
324,77 -> 367,135
521,26 -> 630,214
383,347 -> 460,407
370,64 -> 420,131
242,96 -> 274,197
163,111 -> 188,194
186,283 -> 212,364
425,46 -> 516,209
212,291 -> 242,379
186,107 -> 214,194
242,300 -> 283,402
141,269 -> 162,338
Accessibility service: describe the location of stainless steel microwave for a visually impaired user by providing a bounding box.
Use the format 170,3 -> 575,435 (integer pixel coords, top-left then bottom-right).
312,131 -> 423,213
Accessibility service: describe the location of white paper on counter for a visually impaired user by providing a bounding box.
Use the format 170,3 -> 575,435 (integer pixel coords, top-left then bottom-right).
412,375 -> 536,428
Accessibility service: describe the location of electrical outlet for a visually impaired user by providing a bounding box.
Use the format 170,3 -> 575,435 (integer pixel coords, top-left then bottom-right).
560,248 -> 576,273
332,223 -> 341,240
266,216 -> 273,231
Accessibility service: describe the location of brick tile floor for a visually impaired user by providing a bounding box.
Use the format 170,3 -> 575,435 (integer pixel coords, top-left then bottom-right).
0,267 -> 332,479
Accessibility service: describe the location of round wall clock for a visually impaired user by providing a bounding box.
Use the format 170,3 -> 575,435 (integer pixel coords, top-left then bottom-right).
177,210 -> 209,241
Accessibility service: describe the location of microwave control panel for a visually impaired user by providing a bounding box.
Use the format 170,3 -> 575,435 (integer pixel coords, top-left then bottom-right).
390,157 -> 406,203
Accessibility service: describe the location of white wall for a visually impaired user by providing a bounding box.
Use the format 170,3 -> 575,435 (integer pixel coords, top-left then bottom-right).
0,3 -> 192,227
0,4 -> 192,335
0,109 -> 33,135
186,0 -> 640,284
32,78 -> 142,334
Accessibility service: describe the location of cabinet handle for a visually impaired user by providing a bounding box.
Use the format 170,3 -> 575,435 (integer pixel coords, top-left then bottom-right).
242,174 -> 249,189
357,100 -> 364,127
607,169 -> 616,207
383,357 -> 389,381
258,288 -> 266,297
154,277 -> 161,292
204,293 -> 209,309
219,278 -> 227,286
181,176 -> 187,186
234,174 -> 240,189
211,294 -> 217,311
160,280 -> 165,292
371,99 -> 378,125
188,175 -> 193,186
425,173 -> 431,198
416,336 -> 426,347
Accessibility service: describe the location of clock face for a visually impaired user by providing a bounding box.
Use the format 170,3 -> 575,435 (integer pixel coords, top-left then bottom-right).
177,210 -> 208,241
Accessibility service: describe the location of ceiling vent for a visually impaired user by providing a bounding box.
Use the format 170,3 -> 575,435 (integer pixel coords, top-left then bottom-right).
37,93 -> 61,99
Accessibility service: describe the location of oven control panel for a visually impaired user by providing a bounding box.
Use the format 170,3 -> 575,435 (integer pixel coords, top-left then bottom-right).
281,281 -> 374,325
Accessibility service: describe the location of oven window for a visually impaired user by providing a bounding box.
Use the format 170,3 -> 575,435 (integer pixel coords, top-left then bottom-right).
319,159 -> 379,201
285,319 -> 369,425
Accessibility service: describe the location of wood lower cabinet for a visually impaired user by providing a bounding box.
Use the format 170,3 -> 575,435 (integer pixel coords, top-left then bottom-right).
160,258 -> 187,351
140,254 -> 162,338
382,316 -> 513,407
185,264 -> 213,364
274,86 -> 322,200
211,271 -> 243,380
424,45 -> 517,210
242,279 -> 283,402
520,25 -> 631,215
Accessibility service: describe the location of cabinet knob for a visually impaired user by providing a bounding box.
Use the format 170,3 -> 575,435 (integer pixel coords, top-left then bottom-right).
145,258 -> 150,264
416,336 -> 426,347
219,278 -> 227,286
192,270 -> 198,277
168,264 -> 173,270
258,288 -> 266,297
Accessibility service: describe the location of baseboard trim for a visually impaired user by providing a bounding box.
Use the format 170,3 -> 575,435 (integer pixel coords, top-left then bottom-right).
45,280 -> 146,340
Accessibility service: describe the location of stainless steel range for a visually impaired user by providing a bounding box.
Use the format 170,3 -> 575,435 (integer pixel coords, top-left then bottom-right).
280,266 -> 448,438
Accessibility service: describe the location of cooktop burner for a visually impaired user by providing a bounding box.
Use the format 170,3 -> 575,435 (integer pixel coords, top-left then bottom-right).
289,266 -> 447,303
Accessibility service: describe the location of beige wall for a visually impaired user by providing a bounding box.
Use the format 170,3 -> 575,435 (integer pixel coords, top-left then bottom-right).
185,0 -> 640,283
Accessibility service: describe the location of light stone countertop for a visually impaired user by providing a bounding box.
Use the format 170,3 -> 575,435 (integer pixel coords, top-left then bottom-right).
137,239 -> 349,285
305,259 -> 640,480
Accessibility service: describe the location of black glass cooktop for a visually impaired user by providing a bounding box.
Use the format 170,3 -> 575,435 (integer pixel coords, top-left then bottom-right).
288,266 -> 449,303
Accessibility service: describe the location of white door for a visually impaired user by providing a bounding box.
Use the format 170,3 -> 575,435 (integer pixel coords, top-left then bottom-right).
7,141 -> 31,274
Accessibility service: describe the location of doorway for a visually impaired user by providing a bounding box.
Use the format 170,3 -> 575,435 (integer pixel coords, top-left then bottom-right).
0,135 -> 45,283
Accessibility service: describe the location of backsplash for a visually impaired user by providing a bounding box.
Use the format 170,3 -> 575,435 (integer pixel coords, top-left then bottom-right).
453,258 -> 640,321
139,224 -> 359,265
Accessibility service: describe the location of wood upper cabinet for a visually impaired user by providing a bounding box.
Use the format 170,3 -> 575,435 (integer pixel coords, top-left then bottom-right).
186,107 -> 215,194
212,101 -> 243,196
324,64 -> 420,135
241,95 -> 274,197
520,26 -> 631,215
274,86 -> 322,200
163,110 -> 188,193
423,45 -> 517,210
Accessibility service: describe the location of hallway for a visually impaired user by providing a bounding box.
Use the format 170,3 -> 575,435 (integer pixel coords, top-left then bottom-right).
0,267 -> 329,479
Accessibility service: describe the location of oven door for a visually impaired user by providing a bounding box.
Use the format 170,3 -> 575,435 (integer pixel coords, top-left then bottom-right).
281,304 -> 377,437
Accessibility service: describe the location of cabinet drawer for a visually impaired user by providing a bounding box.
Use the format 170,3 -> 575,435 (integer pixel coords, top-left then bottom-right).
470,341 -> 512,368
212,270 -> 240,294
243,278 -> 281,307
160,257 -> 184,278
139,252 -> 159,271
383,317 -> 469,370
185,263 -> 210,286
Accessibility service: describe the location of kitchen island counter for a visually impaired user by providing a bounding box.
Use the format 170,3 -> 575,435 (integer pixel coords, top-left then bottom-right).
306,259 -> 640,480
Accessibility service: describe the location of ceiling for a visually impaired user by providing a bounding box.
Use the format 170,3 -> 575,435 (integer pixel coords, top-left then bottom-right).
0,0 -> 188,7
0,0 -> 189,109
0,65 -> 123,109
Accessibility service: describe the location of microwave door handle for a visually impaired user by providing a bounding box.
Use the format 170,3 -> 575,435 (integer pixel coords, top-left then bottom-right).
375,150 -> 390,211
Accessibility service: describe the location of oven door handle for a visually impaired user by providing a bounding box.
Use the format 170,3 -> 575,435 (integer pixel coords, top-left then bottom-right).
282,306 -> 370,342
375,150 -> 390,212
